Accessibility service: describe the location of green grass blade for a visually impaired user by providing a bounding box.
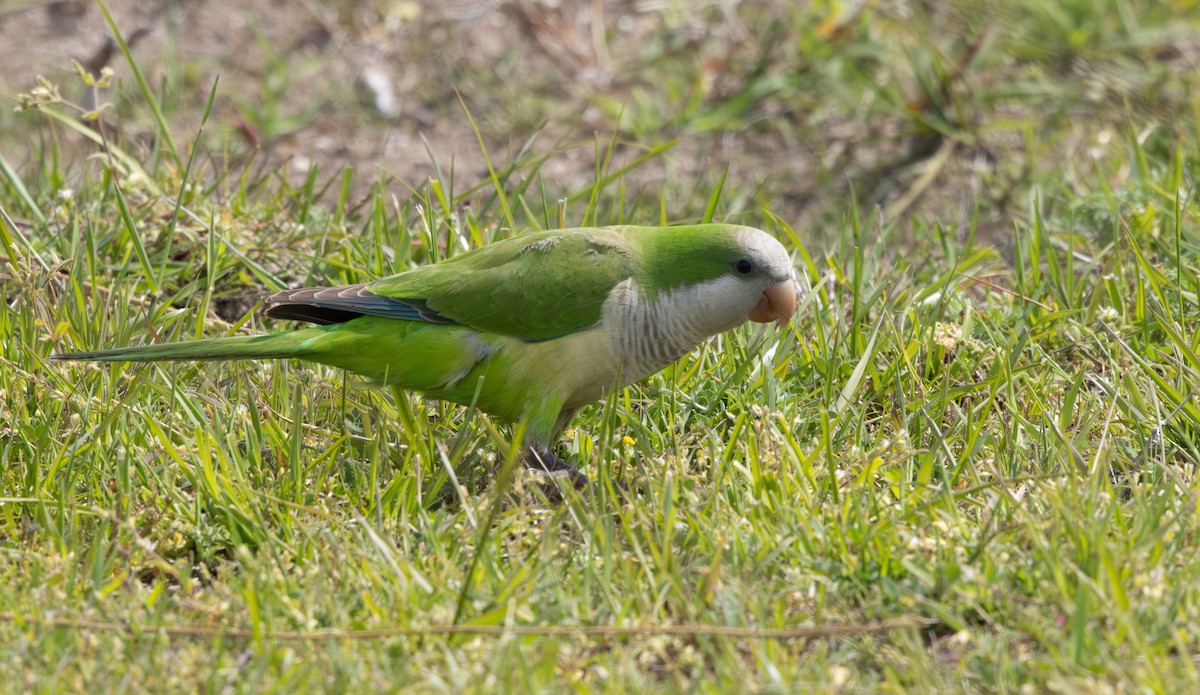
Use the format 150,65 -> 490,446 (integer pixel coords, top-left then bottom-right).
96,0 -> 182,170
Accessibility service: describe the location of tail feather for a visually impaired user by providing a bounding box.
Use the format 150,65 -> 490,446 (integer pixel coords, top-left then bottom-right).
53,329 -> 325,363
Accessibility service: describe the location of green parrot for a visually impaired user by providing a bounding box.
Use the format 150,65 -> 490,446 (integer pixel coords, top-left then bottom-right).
55,223 -> 799,482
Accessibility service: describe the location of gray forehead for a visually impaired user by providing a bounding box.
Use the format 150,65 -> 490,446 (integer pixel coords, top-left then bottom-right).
735,228 -> 790,266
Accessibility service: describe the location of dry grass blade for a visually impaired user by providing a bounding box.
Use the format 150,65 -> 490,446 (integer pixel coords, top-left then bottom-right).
0,613 -> 934,642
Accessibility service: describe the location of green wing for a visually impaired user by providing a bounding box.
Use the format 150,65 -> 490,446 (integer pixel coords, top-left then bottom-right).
370,227 -> 635,341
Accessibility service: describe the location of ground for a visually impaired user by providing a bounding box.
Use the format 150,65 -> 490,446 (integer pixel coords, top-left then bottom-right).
9,0 -> 1189,242
4,0 -> 812,216
4,0 -> 1200,692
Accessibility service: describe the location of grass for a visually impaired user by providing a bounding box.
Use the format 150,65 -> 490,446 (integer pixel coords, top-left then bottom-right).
3,0 -> 1200,691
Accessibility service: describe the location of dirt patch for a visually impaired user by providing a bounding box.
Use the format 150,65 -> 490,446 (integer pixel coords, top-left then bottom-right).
2,1 -> 850,230
3,0 -> 1192,242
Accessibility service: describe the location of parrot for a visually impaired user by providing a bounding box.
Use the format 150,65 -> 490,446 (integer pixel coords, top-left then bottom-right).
54,223 -> 799,483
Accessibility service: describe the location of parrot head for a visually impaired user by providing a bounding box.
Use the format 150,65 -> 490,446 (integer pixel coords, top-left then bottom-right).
636,225 -> 799,340
728,226 -> 800,328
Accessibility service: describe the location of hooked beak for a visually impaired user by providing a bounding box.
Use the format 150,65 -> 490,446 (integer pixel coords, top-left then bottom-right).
748,280 -> 799,327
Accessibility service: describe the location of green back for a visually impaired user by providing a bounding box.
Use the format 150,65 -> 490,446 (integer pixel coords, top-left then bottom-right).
366,224 -> 752,341
367,227 -> 636,341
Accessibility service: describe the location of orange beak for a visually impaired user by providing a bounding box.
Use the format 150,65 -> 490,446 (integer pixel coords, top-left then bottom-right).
748,280 -> 799,327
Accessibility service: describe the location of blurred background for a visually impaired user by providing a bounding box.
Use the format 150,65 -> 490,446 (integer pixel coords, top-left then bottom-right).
2,0 -> 1198,242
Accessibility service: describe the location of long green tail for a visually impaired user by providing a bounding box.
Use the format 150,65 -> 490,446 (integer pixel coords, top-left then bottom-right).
53,328 -> 327,363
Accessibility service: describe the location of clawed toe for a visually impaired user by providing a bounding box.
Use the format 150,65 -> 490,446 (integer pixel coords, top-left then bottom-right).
522,445 -> 589,489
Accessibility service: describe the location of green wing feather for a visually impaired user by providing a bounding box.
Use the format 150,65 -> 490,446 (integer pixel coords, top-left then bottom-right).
366,227 -> 636,341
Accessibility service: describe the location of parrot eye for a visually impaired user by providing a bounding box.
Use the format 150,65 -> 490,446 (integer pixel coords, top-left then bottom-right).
734,259 -> 753,274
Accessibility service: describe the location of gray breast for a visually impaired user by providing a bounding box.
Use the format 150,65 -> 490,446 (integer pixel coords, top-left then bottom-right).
605,280 -> 710,383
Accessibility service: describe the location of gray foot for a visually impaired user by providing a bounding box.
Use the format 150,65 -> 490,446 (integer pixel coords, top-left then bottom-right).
522,444 -> 589,489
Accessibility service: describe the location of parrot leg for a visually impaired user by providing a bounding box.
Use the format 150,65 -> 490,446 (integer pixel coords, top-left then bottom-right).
523,444 -> 589,488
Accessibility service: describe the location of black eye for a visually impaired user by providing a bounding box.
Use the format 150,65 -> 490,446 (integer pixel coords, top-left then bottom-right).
734,259 -> 753,274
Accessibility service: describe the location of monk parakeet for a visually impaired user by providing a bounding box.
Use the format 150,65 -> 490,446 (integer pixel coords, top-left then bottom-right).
55,224 -> 798,482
